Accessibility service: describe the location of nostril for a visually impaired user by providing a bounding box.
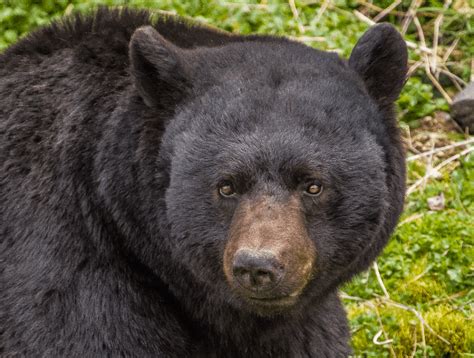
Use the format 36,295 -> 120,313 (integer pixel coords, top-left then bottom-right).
232,250 -> 283,292
253,270 -> 273,286
256,269 -> 271,277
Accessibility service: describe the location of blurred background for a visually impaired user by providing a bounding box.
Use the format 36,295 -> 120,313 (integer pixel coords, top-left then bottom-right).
1,0 -> 472,356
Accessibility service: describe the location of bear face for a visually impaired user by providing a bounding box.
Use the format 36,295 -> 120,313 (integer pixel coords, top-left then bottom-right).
129,25 -> 407,317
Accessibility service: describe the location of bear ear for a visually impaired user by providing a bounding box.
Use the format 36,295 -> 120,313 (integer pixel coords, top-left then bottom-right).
129,26 -> 189,109
349,23 -> 408,107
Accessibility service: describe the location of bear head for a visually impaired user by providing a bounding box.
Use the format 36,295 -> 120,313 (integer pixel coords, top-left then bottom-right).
126,24 -> 407,317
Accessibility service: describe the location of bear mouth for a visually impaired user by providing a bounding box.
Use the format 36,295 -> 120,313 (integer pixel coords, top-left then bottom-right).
235,294 -> 301,316
231,279 -> 305,312
243,293 -> 300,309
251,295 -> 296,304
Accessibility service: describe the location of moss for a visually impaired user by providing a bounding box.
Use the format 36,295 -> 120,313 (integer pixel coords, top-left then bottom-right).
400,257 -> 446,304
425,305 -> 474,355
347,301 -> 474,357
392,304 -> 473,356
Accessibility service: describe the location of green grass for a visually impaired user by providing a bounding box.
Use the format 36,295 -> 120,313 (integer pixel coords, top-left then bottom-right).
1,1 -> 473,356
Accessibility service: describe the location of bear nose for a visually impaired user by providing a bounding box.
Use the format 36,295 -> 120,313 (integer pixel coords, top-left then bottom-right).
232,250 -> 283,292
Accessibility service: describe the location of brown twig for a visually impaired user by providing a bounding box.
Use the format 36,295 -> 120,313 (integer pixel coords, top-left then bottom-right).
373,0 -> 402,23
315,0 -> 331,24
223,2 -> 268,10
289,35 -> 326,43
407,146 -> 474,195
413,16 -> 453,104
370,303 -> 396,356
409,326 -> 418,358
431,0 -> 453,80
373,262 -> 390,299
401,0 -> 423,35
407,137 -> 474,161
288,0 -> 306,34
441,38 -> 460,65
408,60 -> 423,77
398,212 -> 427,226
428,290 -> 467,305
439,68 -> 465,91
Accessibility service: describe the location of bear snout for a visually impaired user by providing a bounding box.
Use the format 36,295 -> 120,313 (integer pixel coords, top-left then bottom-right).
223,195 -> 316,310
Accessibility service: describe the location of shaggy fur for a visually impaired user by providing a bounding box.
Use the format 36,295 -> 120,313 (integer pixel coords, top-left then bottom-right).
0,8 -> 407,357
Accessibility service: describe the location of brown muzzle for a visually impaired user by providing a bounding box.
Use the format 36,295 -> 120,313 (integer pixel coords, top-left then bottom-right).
223,195 -> 316,307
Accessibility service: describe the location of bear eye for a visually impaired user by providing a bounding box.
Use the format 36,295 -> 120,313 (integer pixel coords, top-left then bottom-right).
218,181 -> 236,197
304,182 -> 323,196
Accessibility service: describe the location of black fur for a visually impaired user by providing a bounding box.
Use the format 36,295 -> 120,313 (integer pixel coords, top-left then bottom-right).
0,8 -> 407,357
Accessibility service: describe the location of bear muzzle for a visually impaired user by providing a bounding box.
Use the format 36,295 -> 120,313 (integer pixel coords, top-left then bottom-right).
223,195 -> 316,310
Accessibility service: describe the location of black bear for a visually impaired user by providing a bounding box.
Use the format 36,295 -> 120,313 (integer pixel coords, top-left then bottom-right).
0,8 -> 407,357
